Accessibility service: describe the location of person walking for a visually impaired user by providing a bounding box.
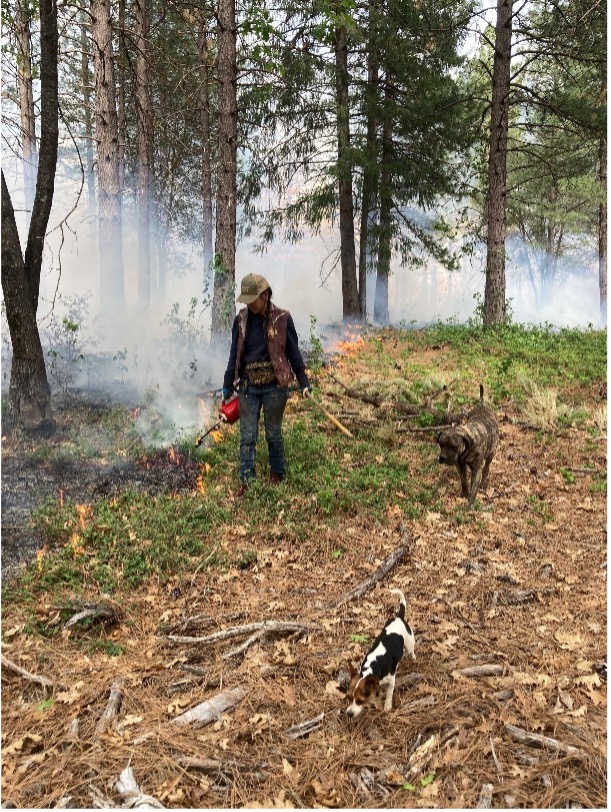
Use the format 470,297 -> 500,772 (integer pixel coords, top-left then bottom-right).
222,273 -> 311,496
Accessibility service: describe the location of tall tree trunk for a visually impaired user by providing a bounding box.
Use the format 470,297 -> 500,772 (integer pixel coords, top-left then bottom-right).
373,77 -> 393,326
15,0 -> 38,227
1,0 -> 58,430
135,0 -> 152,309
357,0 -> 379,321
483,0 -> 512,327
335,21 -> 360,320
91,0 -> 125,311
598,133 -> 607,324
81,12 -> 96,232
117,0 -> 126,194
199,13 -> 214,280
211,0 -> 237,340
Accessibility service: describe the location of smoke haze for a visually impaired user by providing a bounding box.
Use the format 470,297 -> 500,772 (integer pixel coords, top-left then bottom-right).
2,168 -> 603,445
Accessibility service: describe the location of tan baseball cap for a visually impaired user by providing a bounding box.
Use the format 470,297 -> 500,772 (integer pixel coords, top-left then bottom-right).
236,273 -> 271,304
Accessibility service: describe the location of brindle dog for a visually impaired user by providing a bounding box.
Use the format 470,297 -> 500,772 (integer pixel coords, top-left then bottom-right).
436,385 -> 499,505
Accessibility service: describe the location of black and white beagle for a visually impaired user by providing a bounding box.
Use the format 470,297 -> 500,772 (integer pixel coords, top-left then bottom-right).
344,589 -> 415,718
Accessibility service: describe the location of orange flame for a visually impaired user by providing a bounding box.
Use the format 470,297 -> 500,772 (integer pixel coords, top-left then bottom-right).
67,532 -> 84,558
195,462 -> 211,494
75,504 -> 92,530
36,545 -> 48,572
335,336 -> 365,355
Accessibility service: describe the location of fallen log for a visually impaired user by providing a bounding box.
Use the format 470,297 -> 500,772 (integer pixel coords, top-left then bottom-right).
171,687 -> 247,727
503,723 -> 586,758
93,678 -> 124,740
1,653 -> 53,688
166,619 -> 321,646
331,530 -> 412,609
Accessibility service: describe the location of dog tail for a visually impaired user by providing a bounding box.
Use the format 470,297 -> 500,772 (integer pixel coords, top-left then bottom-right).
479,383 -> 485,404
389,588 -> 407,619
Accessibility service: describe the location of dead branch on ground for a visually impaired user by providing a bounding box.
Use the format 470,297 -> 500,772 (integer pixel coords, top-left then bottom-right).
327,372 -> 384,407
285,712 -> 325,738
93,678 -> 124,740
171,686 -> 248,727
1,653 -> 54,688
331,528 -> 412,609
166,619 -> 321,647
116,765 -> 165,808
458,664 -> 506,678
328,372 -> 462,424
476,782 -> 494,808
503,723 -> 586,758
63,602 -> 122,629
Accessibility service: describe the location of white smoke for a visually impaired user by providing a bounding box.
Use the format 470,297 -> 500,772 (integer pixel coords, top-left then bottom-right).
2,158 -> 603,445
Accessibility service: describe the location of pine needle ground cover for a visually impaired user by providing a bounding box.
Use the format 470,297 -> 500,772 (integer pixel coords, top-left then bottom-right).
1,324 -> 606,809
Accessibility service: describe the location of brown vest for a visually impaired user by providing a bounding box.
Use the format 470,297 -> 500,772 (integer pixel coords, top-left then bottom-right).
234,303 -> 294,387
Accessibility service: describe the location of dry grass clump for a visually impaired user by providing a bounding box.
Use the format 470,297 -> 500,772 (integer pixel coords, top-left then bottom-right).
517,376 -> 582,429
591,404 -> 607,432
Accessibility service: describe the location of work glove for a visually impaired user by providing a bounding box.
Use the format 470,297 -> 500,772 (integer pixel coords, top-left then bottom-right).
302,385 -> 312,399
222,387 -> 232,404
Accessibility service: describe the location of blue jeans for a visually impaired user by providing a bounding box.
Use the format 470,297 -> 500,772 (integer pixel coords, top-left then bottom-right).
238,384 -> 289,483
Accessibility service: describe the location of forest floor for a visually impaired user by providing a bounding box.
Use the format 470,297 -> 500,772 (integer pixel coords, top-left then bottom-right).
1,327 -> 607,809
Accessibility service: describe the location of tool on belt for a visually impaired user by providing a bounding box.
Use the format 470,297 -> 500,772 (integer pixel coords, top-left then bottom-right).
195,396 -> 240,447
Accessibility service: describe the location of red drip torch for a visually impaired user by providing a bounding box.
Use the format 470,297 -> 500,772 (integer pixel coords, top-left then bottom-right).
195,396 -> 240,447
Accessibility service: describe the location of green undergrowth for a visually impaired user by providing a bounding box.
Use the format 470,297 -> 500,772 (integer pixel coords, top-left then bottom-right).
3,322 -> 606,609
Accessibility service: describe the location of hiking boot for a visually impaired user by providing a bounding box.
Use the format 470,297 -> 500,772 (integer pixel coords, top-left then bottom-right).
237,482 -> 249,497
269,472 -> 284,485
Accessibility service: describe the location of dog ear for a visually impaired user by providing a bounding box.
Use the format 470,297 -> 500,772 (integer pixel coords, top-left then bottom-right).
456,428 -> 471,454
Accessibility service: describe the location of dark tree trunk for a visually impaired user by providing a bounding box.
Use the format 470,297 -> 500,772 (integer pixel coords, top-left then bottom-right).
335,22 -> 360,320
373,78 -> 393,326
91,0 -> 125,311
211,0 -> 237,340
135,0 -> 152,309
483,0 -> 512,327
15,0 -> 37,226
117,0 -> 126,194
199,13 -> 214,279
357,0 -> 379,321
1,0 -> 58,431
599,133 -> 607,325
81,12 -> 96,232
